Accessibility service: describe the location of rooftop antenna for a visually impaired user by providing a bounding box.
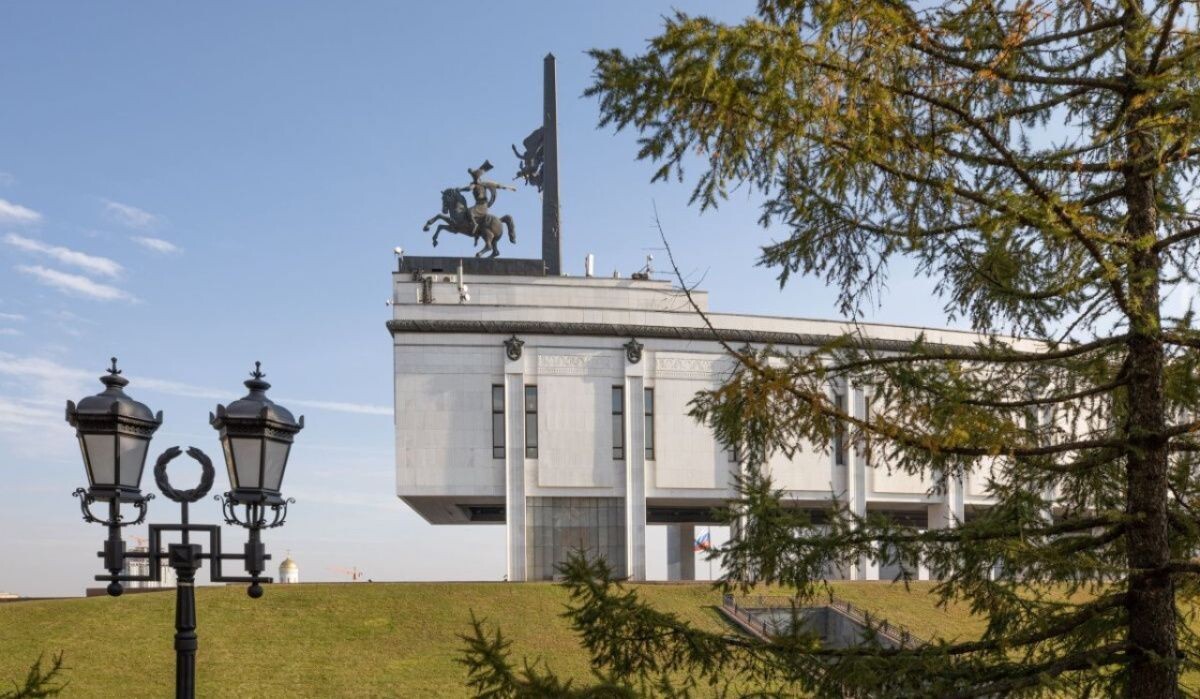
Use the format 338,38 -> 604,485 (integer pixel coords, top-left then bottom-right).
457,260 -> 470,303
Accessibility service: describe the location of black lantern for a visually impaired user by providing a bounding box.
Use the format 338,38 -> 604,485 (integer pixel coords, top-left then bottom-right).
65,358 -> 162,501
210,362 -> 303,504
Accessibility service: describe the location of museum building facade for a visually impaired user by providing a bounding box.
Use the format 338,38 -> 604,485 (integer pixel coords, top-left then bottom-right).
389,265 -> 999,582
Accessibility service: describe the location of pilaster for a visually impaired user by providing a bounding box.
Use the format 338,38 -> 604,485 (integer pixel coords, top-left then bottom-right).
505,354 -> 527,581
624,354 -> 647,581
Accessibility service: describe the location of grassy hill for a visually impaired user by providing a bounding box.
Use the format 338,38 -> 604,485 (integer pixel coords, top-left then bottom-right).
0,581 -> 989,698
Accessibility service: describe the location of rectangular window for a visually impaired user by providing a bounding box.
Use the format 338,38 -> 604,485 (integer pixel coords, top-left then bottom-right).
833,390 -> 848,466
492,385 -> 505,459
524,385 -> 538,458
644,387 -> 655,460
612,386 -> 625,461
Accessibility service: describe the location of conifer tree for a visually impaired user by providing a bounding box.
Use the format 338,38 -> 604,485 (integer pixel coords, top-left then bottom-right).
462,2 -> 1200,696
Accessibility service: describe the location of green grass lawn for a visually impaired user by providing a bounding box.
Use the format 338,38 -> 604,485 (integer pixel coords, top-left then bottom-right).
0,580 -> 1178,697
0,582 -> 736,698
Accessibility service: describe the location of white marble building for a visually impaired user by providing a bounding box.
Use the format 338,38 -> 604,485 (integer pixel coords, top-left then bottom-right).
390,266 -> 997,582
121,544 -> 176,589
279,554 -> 299,584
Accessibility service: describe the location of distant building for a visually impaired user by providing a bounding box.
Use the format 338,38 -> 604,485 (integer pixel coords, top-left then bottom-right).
0,591 -> 18,601
390,269 -> 994,583
279,554 -> 299,584
122,545 -> 175,589
391,57 -> 994,583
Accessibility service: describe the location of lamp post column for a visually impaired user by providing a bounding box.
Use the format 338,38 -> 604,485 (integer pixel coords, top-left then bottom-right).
170,542 -> 201,699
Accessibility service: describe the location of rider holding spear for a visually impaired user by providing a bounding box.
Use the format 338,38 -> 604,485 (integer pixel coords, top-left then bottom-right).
461,160 -> 516,240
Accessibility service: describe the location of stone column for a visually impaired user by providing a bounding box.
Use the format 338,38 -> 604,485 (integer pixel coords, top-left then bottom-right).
921,473 -> 963,581
847,383 -> 869,580
666,524 -> 696,581
624,355 -> 647,581
505,355 -> 527,581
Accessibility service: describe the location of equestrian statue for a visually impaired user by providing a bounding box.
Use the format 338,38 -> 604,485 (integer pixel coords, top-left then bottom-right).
423,161 -> 517,258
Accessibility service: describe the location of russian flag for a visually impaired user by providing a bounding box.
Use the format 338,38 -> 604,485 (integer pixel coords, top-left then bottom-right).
693,530 -> 712,552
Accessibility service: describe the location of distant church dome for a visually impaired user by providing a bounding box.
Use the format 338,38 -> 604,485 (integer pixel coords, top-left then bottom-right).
279,554 -> 299,584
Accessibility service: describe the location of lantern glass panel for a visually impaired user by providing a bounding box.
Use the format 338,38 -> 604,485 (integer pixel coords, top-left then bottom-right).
77,436 -> 90,475
221,437 -> 237,489
231,437 -> 263,489
118,434 -> 149,488
263,440 -> 290,491
83,433 -> 116,486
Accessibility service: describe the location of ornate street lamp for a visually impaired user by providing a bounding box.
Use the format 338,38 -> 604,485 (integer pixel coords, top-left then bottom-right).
66,358 -> 162,502
211,362 -> 303,505
68,359 -> 303,699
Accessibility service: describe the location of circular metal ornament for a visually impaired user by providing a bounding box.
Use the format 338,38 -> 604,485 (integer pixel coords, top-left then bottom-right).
153,446 -> 216,503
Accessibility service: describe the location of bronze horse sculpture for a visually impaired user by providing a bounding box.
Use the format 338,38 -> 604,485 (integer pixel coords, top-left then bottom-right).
423,189 -> 516,258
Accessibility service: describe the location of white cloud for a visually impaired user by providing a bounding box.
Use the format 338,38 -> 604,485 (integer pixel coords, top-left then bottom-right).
0,396 -> 65,431
4,233 -> 123,278
0,352 -> 391,418
0,198 -> 41,225
0,328 -> 22,336
0,312 -> 25,322
0,376 -> 82,463
282,398 -> 392,416
0,353 -> 93,383
131,236 -> 182,255
135,376 -> 225,401
102,199 -> 160,229
0,353 -> 95,419
17,265 -> 136,302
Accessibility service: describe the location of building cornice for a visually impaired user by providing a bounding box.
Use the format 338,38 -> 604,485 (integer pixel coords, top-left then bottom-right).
386,318 -> 976,353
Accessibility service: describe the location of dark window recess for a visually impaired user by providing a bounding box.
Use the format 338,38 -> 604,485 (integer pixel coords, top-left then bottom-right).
644,387 -> 655,460
524,385 -> 538,458
492,385 -> 505,459
612,386 -> 625,460
463,505 -> 506,523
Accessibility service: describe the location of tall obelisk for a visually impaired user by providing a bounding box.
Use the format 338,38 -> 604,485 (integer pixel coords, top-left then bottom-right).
541,54 -> 562,276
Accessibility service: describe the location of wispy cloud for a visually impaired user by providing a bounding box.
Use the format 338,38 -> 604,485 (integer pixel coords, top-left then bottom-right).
282,487 -> 399,510
283,398 -> 392,416
0,328 -> 22,336
0,198 -> 41,225
0,353 -> 92,384
131,236 -> 182,255
17,265 -> 136,302
4,233 -> 123,277
0,396 -> 64,431
0,312 -> 25,322
102,199 -> 160,229
135,376 -> 225,401
0,352 -> 391,417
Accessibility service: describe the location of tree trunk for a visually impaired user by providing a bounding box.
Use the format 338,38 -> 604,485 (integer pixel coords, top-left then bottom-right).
1123,148 -> 1177,699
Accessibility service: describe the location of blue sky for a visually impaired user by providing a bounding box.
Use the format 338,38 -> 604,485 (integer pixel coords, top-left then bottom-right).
0,2 -> 961,596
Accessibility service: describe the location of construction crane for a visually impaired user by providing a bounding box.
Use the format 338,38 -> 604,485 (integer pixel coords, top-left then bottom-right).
329,566 -> 364,582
